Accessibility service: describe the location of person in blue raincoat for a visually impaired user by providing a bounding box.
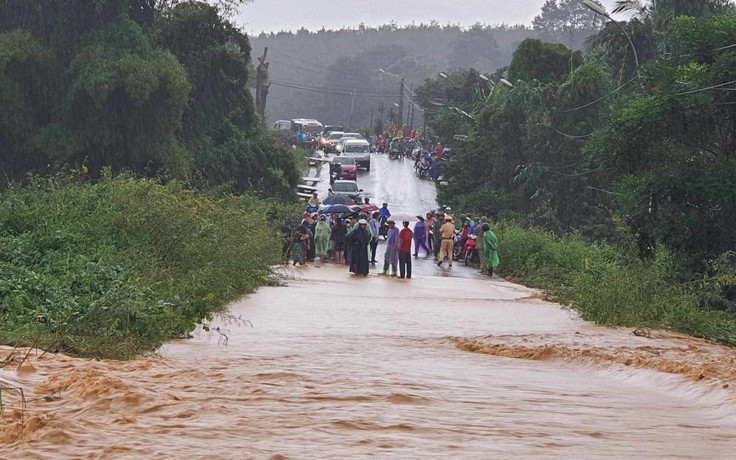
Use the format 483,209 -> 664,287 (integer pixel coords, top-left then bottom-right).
383,220 -> 400,276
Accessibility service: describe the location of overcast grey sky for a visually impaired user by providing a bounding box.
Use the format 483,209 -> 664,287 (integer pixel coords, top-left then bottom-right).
237,0 -> 620,34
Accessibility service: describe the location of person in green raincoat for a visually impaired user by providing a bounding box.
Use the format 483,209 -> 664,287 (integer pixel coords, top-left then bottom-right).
475,216 -> 489,273
314,215 -> 331,266
481,223 -> 500,276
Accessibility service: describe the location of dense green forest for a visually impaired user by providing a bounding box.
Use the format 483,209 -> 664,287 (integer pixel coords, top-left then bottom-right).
0,0 -> 300,197
417,0 -> 736,343
251,0 -> 605,129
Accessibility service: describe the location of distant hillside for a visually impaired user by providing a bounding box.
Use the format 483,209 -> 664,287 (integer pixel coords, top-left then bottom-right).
250,23 -> 543,130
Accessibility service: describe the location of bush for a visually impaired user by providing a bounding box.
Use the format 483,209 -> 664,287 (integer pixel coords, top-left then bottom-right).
494,223 -> 736,346
0,173 -> 292,358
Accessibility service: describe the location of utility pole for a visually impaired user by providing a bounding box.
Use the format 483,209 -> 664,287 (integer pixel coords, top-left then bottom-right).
255,47 -> 270,120
408,82 -> 415,130
398,78 -> 404,129
370,107 -> 374,133
348,89 -> 356,130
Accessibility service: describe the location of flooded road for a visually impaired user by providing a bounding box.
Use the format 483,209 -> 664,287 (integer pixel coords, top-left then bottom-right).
2,154 -> 736,458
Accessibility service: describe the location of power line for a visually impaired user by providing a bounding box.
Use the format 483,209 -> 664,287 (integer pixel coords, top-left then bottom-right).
669,79 -> 736,96
270,80 -> 397,98
402,80 -> 417,96
668,42 -> 736,60
270,79 -> 396,96
553,128 -> 594,139
271,50 -> 370,81
559,75 -> 640,113
402,93 -> 424,112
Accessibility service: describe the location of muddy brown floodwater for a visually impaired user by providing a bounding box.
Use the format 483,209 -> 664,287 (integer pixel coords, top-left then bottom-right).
2,262 -> 736,459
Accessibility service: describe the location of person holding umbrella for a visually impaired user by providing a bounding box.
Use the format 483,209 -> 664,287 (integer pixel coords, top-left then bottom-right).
347,219 -> 371,276
330,217 -> 347,265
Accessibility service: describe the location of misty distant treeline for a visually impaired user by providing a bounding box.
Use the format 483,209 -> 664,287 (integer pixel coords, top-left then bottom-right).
250,19 -> 600,129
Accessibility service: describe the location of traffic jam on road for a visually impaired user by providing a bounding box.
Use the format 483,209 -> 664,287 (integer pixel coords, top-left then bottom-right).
286,118 -> 492,277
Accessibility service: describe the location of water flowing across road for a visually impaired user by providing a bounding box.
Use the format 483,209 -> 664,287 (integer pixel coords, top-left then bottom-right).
2,154 -> 736,458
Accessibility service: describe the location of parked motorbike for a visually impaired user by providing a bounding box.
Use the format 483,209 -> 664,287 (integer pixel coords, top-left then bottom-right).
453,231 -> 465,260
464,235 -> 480,266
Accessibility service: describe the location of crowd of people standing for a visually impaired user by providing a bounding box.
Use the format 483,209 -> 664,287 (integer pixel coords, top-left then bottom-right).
283,203 -> 500,278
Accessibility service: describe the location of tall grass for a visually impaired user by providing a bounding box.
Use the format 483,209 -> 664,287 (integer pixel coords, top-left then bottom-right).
495,223 -> 736,346
0,173 -> 297,358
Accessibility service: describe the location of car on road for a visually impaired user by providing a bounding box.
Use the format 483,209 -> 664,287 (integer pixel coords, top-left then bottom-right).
342,139 -> 371,171
324,125 -> 344,134
330,180 -> 363,201
331,156 -> 357,180
334,135 -> 357,154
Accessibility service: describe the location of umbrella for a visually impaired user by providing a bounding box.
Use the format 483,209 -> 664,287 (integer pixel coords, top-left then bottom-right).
323,204 -> 355,215
323,194 -> 354,205
359,204 -> 379,213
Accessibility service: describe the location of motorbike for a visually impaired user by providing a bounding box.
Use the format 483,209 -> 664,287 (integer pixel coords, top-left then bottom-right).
464,235 -> 480,266
415,161 -> 430,179
379,215 -> 389,238
329,166 -> 343,185
453,231 -> 465,260
388,147 -> 400,160
306,203 -> 319,214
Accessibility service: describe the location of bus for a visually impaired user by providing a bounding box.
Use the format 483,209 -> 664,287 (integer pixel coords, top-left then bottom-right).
272,120 -> 291,131
290,118 -> 323,134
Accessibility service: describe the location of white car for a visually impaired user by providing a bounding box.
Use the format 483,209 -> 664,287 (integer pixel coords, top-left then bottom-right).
334,135 -> 357,154
342,139 -> 371,171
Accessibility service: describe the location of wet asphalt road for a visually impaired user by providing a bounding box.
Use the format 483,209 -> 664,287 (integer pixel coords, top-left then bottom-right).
311,151 -> 482,279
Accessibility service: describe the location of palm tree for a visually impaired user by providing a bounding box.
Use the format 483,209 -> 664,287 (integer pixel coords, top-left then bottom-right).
612,0 -> 731,19
588,0 -> 729,80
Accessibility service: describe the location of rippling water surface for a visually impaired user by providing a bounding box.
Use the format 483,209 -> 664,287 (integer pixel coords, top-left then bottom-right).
2,264 -> 736,459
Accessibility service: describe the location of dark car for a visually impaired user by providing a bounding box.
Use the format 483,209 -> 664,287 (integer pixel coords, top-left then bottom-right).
331,180 -> 363,200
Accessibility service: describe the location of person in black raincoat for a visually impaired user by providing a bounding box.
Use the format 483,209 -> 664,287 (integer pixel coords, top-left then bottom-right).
347,219 -> 371,276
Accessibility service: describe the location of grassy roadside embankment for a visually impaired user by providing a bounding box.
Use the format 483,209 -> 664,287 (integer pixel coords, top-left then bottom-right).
0,173 -> 297,359
492,223 -> 736,346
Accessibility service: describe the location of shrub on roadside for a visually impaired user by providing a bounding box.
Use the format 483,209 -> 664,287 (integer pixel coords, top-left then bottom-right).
494,223 -> 736,346
0,173 -> 291,358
